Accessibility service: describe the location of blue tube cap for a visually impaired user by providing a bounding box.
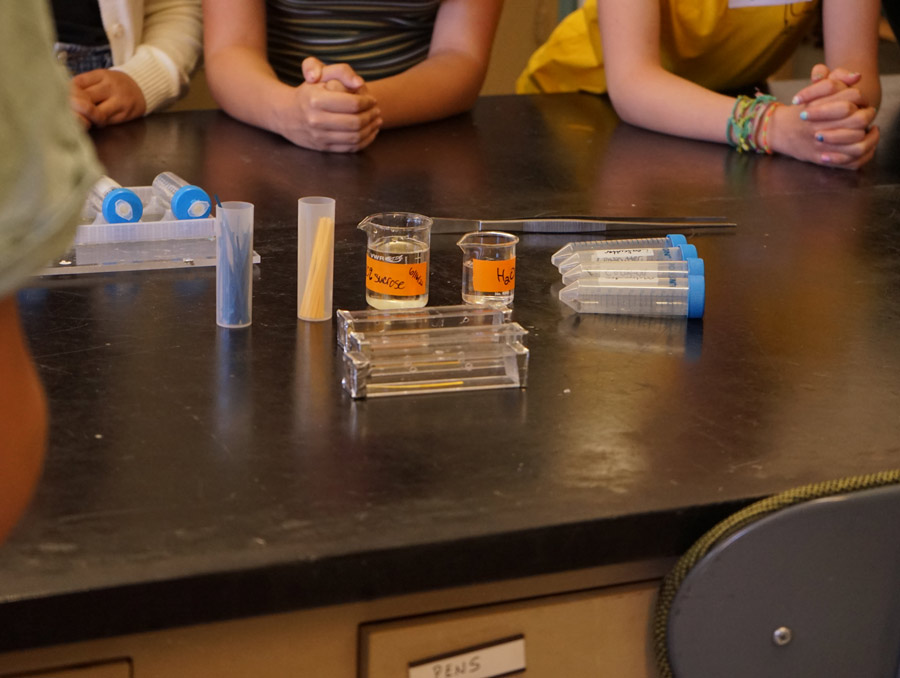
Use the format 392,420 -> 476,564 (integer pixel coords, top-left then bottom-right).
172,185 -> 212,219
101,188 -> 143,223
666,234 -> 688,246
678,243 -> 698,259
687,275 -> 705,318
687,258 -> 705,276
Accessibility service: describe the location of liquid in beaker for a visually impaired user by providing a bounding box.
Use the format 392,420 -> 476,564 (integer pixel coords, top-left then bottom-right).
457,231 -> 518,305
359,212 -> 431,309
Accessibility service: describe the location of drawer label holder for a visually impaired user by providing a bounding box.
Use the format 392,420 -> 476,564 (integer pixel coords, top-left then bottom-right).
408,635 -> 525,678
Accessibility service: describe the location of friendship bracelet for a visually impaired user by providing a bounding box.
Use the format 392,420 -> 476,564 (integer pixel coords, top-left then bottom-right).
727,93 -> 777,154
726,95 -> 754,148
757,102 -> 780,155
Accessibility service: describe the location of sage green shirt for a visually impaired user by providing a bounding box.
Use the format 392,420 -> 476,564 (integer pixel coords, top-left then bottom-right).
0,0 -> 101,299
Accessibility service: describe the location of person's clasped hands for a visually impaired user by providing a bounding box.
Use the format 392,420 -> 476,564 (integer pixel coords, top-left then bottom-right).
779,64 -> 879,170
68,69 -> 147,129
275,56 -> 383,153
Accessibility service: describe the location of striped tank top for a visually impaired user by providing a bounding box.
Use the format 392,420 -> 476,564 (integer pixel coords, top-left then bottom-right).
266,0 -> 441,85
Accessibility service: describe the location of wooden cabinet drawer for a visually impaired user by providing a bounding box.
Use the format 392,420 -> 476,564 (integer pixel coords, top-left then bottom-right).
361,581 -> 658,678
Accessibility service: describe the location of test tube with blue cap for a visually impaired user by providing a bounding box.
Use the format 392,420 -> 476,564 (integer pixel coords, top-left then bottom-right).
561,257 -> 705,285
552,234 -> 688,268
558,275 -> 705,318
557,243 -> 698,274
152,171 -> 212,219
86,175 -> 143,223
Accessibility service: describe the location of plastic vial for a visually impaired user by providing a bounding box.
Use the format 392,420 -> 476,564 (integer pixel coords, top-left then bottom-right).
152,171 -> 211,219
552,234 -> 688,267
557,243 -> 698,274
86,176 -> 143,224
558,275 -> 705,318
561,258 -> 705,285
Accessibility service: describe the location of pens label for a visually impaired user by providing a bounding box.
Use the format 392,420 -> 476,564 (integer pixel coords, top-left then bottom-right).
472,258 -> 516,292
409,635 -> 525,678
366,256 -> 427,296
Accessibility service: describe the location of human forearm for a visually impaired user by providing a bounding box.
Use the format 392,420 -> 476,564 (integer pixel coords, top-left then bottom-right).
822,0 -> 881,108
367,51 -> 487,129
606,68 -> 736,145
205,46 -> 295,136
0,297 -> 47,543
365,0 -> 501,129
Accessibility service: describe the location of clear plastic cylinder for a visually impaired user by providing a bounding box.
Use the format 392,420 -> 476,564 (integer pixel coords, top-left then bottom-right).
557,243 -> 697,274
152,171 -> 211,219
216,201 -> 254,328
560,258 -> 705,285
86,175 -> 142,223
551,234 -> 687,267
297,197 -> 335,322
558,275 -> 705,318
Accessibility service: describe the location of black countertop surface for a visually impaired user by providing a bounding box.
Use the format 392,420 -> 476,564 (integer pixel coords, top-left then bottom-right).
2,81 -> 900,652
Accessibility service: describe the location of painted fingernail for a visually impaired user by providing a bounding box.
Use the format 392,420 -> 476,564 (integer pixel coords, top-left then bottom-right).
800,111 -> 808,120
816,133 -> 824,142
792,95 -> 802,105
821,154 -> 832,163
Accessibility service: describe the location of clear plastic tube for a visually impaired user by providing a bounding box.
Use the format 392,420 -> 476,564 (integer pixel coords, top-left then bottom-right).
557,243 -> 697,274
297,196 -> 335,322
558,275 -> 705,318
551,234 -> 687,267
86,176 -> 143,223
152,171 -> 211,219
560,258 -> 705,285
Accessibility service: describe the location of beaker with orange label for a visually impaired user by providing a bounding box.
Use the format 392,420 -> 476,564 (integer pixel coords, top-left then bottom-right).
457,231 -> 518,305
358,212 -> 432,309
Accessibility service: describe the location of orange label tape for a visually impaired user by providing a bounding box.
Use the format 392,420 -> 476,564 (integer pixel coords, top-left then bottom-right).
366,256 -> 428,297
472,258 -> 516,293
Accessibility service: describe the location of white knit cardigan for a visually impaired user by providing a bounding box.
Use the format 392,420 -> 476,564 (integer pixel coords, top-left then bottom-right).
101,0 -> 202,112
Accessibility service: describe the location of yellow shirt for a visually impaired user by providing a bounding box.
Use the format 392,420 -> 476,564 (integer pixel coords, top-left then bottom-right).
518,0 -> 820,95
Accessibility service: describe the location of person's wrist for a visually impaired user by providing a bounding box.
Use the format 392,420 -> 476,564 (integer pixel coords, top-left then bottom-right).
269,83 -> 299,139
768,104 -> 801,160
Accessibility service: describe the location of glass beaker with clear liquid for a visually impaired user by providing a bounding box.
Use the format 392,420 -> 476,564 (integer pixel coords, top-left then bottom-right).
358,212 -> 432,309
457,231 -> 518,305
